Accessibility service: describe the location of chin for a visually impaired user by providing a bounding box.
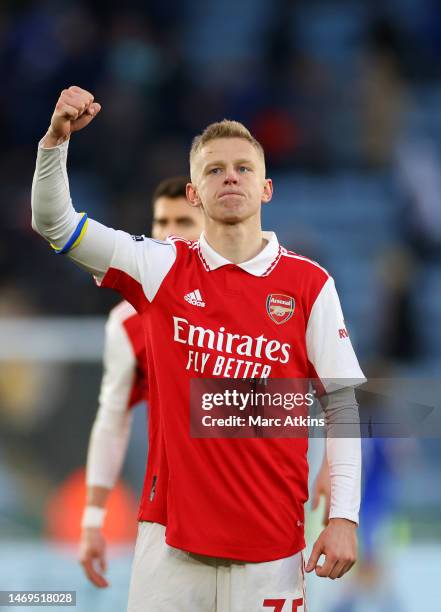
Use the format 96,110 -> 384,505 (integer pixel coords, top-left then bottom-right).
222,216 -> 243,225
220,206 -> 257,224
208,200 -> 254,225
220,206 -> 244,222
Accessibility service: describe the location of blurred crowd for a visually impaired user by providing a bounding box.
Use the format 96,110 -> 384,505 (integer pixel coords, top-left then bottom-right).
0,0 -> 440,319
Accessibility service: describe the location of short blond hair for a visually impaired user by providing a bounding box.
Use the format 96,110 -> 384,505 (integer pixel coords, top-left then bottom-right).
190,119 -> 265,172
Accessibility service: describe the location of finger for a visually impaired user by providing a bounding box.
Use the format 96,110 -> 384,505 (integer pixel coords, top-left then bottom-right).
81,557 -> 108,588
338,559 -> 355,578
85,102 -> 101,115
68,85 -> 94,103
315,556 -> 338,578
55,102 -> 80,121
305,540 -> 323,573
60,91 -> 90,116
81,557 -> 100,585
329,560 -> 346,580
337,562 -> 349,579
71,105 -> 101,132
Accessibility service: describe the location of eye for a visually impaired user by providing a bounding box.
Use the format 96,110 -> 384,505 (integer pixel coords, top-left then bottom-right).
239,166 -> 250,173
210,167 -> 222,174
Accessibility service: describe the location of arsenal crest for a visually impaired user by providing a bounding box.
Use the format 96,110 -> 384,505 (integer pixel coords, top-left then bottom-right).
266,294 -> 295,324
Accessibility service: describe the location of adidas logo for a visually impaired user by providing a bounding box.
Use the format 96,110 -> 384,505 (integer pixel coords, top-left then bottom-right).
184,289 -> 205,307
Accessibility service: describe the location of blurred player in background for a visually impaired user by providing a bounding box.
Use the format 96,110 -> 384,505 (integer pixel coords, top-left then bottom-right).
79,177 -> 203,588
32,86 -> 365,611
313,439 -> 407,612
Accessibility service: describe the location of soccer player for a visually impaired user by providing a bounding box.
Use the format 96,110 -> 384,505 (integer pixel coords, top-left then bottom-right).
32,86 -> 365,611
79,177 -> 203,588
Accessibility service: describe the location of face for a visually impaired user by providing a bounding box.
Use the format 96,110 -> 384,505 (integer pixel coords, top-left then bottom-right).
187,138 -> 273,225
152,196 -> 203,241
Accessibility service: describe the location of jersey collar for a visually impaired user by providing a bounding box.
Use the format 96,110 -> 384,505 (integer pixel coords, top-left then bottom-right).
197,231 -> 281,277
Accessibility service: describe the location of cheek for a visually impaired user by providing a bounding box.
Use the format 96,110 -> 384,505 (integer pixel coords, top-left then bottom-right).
200,181 -> 215,199
246,177 -> 261,194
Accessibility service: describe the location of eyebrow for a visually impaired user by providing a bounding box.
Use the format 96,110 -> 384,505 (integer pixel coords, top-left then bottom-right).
154,216 -> 195,222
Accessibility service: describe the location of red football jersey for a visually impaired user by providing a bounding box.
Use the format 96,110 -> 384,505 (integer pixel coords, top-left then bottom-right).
100,231 -> 364,561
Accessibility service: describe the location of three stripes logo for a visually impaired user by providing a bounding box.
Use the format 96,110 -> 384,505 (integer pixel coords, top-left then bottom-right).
184,289 -> 205,307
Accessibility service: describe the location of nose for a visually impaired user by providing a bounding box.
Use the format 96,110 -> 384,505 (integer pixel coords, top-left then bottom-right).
224,168 -> 239,184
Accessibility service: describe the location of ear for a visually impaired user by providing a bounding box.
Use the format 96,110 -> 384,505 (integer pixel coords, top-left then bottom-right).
186,183 -> 202,208
261,178 -> 273,204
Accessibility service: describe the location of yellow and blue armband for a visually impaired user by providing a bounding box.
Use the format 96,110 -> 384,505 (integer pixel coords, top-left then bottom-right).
51,212 -> 89,255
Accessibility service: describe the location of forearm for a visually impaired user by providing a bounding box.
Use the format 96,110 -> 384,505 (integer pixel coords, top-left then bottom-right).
321,387 -> 361,524
86,411 -> 132,490
31,140 -> 116,278
31,140 -> 80,246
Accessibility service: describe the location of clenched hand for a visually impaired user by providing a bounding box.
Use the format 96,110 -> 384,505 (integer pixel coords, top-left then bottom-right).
43,85 -> 101,148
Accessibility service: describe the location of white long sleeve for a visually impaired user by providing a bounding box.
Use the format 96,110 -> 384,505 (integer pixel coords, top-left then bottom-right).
31,139 -> 176,293
31,140 -> 116,277
305,272 -> 364,524
322,386 -> 361,524
85,307 -> 137,488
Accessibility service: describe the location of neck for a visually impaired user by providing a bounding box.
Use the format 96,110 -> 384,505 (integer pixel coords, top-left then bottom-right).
203,215 -> 266,263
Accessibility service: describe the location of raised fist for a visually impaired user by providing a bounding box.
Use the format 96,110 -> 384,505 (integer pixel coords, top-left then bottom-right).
44,86 -> 101,147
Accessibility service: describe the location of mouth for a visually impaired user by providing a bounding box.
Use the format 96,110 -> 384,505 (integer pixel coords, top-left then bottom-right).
218,192 -> 244,198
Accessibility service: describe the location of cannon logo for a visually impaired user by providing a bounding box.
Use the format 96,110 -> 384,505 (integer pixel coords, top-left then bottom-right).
266,294 -> 295,325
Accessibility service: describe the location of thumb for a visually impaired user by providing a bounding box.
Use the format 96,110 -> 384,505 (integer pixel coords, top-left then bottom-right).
305,539 -> 322,573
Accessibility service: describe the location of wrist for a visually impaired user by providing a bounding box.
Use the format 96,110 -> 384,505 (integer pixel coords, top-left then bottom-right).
42,127 -> 69,149
81,505 -> 107,529
329,517 -> 358,528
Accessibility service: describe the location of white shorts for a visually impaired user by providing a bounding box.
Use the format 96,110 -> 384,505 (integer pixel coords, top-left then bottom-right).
127,522 -> 306,612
